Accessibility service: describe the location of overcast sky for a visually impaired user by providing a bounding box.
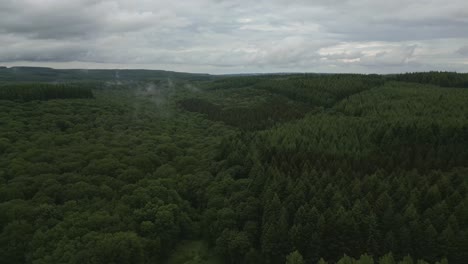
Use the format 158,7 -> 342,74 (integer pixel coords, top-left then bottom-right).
1,0 -> 467,74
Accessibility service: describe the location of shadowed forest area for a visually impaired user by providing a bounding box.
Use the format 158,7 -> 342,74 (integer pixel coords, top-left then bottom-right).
0,68 -> 467,264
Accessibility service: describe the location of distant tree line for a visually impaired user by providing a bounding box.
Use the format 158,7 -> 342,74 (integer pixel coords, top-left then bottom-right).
0,66 -> 212,82
0,83 -> 94,101
390,72 -> 468,88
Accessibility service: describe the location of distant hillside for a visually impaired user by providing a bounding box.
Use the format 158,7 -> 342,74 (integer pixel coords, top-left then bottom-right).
0,66 -> 212,82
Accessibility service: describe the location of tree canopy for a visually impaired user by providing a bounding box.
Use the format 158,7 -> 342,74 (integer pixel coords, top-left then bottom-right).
0,72 -> 466,264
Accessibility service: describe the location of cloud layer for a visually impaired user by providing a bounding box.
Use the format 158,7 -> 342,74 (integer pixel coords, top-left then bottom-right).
1,0 -> 467,73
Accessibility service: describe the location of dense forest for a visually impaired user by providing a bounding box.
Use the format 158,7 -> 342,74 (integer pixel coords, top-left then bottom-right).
0,83 -> 94,101
0,70 -> 466,264
0,67 -> 212,82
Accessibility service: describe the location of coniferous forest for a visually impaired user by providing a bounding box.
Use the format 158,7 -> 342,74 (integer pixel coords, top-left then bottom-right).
0,68 -> 467,264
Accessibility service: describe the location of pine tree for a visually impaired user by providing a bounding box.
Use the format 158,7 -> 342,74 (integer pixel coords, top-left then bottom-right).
357,253 -> 374,264
337,254 -> 355,264
398,255 -> 414,264
286,250 -> 305,264
379,253 -> 396,264
366,213 -> 381,256
317,258 -> 328,264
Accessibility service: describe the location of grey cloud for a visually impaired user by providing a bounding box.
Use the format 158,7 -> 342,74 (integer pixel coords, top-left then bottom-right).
0,1 -> 105,39
273,0 -> 468,42
457,46 -> 468,56
359,45 -> 418,67
0,0 -> 189,39
0,35 -> 90,62
0,0 -> 467,73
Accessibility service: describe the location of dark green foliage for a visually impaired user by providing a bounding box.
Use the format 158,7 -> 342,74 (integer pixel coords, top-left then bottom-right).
286,250 -> 305,264
178,97 -> 309,130
254,74 -> 384,107
0,83 -> 94,101
204,75 -> 271,90
1,73 -> 467,264
327,253 -> 447,264
0,66 -> 212,82
391,72 -> 468,88
200,78 -> 467,264
0,86 -> 227,263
